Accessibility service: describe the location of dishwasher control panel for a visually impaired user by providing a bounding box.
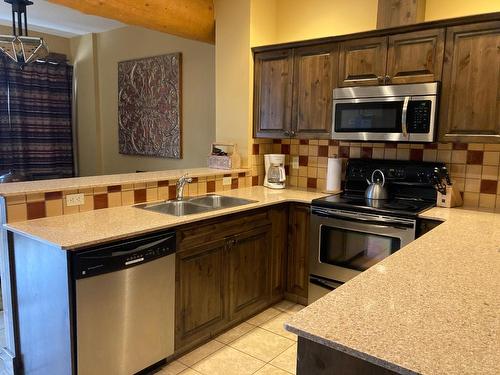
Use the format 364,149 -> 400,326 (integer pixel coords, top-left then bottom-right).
72,231 -> 176,279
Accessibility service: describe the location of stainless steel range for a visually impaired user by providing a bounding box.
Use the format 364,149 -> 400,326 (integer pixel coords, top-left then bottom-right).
308,158 -> 448,303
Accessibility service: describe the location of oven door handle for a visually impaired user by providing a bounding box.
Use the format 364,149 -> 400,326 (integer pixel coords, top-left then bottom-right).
312,209 -> 415,229
310,275 -> 343,291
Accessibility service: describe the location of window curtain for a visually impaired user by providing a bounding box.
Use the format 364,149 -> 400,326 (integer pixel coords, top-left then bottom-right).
0,53 -> 74,180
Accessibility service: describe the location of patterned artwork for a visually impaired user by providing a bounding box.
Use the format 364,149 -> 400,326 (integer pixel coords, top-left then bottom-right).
118,53 -> 182,158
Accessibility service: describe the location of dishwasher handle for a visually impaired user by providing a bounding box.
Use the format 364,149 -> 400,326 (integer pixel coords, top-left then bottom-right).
73,231 -> 176,279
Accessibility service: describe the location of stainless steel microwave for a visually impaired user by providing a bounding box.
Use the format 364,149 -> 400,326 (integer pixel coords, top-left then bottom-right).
332,82 -> 439,142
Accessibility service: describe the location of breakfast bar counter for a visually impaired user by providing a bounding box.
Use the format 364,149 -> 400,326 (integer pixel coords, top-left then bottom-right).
285,207 -> 500,375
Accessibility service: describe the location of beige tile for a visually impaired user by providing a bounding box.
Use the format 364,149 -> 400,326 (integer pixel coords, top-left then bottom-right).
122,190 -> 134,206
283,304 -> 304,314
6,194 -> 26,205
78,187 -> 93,195
79,196 -> 94,212
121,184 -> 134,191
108,192 -> 122,207
156,360 -> 188,375
297,177 -> 307,188
396,148 -> 410,161
479,194 -> 497,209
273,300 -> 296,312
216,322 -> 255,344
481,165 -> 499,180
229,327 -> 294,362
468,143 -> 484,151
93,186 -> 107,194
464,179 -> 480,193
192,346 -> 265,375
147,181 -> 158,188
134,182 -> 146,189
450,164 -> 466,178
7,203 -> 27,223
465,165 -> 482,179
298,145 -> 308,155
384,149 -> 396,159
307,167 -> 317,178
437,143 -> 452,150
298,166 -> 308,177
396,143 -> 410,149
453,177 -> 465,192
451,150 -> 467,164
147,187 -> 158,202
423,149 -> 437,162
308,156 -> 318,167
178,340 -> 224,367
349,147 -> 361,158
308,145 -> 318,156
436,150 -> 451,163
26,192 -> 44,202
270,344 -> 297,374
46,199 -> 63,217
254,364 -> 291,375
63,203 -> 79,215
484,144 -> 500,151
483,152 -> 500,166
247,307 -> 281,326
260,313 -> 298,341
463,192 -> 479,208
372,147 -> 384,159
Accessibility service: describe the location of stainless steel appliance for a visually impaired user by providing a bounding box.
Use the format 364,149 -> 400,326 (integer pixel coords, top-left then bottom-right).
73,231 -> 176,375
309,159 -> 447,304
332,82 -> 438,142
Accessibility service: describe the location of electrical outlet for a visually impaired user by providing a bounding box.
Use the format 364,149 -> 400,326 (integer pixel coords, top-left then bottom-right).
292,156 -> 299,169
222,177 -> 232,186
66,193 -> 85,206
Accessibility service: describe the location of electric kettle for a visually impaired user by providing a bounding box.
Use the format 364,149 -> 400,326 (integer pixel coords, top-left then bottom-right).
365,169 -> 388,200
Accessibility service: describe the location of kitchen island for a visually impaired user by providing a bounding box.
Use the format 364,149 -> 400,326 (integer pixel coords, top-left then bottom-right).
285,207 -> 500,375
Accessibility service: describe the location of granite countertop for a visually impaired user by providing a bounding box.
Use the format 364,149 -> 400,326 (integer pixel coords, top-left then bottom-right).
0,167 -> 249,197
285,207 -> 500,375
4,186 -> 328,250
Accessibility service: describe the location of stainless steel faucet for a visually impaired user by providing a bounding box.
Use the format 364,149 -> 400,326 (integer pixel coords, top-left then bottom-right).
176,174 -> 193,201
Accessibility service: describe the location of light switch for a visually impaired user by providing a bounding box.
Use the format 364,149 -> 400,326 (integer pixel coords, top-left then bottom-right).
222,177 -> 232,186
66,193 -> 85,206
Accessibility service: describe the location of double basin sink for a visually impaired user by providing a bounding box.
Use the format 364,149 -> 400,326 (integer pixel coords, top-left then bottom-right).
136,194 -> 257,217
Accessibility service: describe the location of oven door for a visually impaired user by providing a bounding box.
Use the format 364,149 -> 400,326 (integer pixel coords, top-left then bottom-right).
332,96 -> 409,142
310,208 -> 416,285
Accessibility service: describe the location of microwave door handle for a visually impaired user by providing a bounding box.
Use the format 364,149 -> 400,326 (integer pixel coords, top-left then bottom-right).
401,96 -> 410,138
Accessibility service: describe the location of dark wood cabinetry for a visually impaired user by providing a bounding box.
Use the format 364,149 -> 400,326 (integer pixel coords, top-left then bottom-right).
292,44 -> 338,139
228,225 -> 272,321
439,21 -> 500,143
386,28 -> 445,84
254,50 -> 294,138
269,206 -> 289,302
287,204 -> 310,303
338,36 -> 388,86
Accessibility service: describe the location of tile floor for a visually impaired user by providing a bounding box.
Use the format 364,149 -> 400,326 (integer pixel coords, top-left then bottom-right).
156,300 -> 304,375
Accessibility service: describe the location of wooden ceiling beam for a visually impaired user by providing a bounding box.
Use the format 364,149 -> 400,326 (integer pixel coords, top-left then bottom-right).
48,0 -> 215,43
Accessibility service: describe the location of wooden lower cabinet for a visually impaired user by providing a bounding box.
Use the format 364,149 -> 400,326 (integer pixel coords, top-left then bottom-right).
287,204 -> 310,302
228,225 -> 272,321
175,238 -> 228,350
269,206 -> 289,302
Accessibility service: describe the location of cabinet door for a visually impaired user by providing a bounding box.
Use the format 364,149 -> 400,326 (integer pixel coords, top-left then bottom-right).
287,204 -> 310,301
269,205 -> 289,302
228,225 -> 272,321
439,21 -> 500,143
292,44 -> 338,139
386,28 -> 445,84
175,239 -> 227,350
254,50 -> 294,138
338,36 -> 388,87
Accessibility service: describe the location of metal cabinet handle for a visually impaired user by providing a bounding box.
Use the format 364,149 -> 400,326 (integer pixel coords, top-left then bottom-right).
284,130 -> 291,137
290,130 -> 296,137
377,76 -> 384,83
385,75 -> 391,84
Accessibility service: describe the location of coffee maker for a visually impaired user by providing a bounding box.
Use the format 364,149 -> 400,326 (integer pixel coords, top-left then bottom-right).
264,154 -> 286,189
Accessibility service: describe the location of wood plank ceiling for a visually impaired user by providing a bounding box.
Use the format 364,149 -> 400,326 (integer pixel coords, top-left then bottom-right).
48,0 -> 215,43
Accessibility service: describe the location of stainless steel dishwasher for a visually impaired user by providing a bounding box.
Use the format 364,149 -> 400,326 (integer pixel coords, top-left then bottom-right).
72,231 -> 176,375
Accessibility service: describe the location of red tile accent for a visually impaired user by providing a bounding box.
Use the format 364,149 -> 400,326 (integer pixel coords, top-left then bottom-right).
27,201 -> 46,220
158,180 -> 169,187
281,144 -> 290,154
467,150 -> 484,165
168,185 -> 177,199
299,155 -> 308,166
107,185 -> 122,193
384,143 -> 397,149
307,178 -> 317,189
424,143 -> 438,149
231,178 -> 238,189
284,165 -> 290,175
299,139 -> 308,145
45,191 -> 62,200
93,194 -> 109,210
238,172 -> 246,177
410,149 -> 424,161
252,176 -> 259,186
361,147 -> 373,159
207,180 -> 216,193
273,139 -> 282,144
224,174 -> 231,177
452,142 -> 468,150
252,144 -> 260,155
134,189 -> 147,203
480,180 -> 498,194
339,146 -> 350,158
329,140 -> 339,146
318,145 -> 328,157
191,177 -> 199,183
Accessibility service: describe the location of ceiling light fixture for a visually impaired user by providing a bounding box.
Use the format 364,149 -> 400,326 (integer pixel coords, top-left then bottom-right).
0,0 -> 49,68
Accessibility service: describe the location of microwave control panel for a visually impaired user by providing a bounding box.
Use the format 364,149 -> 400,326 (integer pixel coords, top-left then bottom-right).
407,100 -> 431,133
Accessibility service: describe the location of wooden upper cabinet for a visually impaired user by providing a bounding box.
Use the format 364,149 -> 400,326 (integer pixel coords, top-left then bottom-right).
253,50 -> 294,138
227,225 -> 272,321
292,44 -> 338,139
338,36 -> 388,87
439,21 -> 500,143
386,28 -> 445,84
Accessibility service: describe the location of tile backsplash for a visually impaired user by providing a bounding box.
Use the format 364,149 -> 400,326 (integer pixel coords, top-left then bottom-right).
252,138 -> 500,209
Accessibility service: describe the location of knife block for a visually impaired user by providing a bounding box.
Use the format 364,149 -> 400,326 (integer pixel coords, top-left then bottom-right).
436,185 -> 463,208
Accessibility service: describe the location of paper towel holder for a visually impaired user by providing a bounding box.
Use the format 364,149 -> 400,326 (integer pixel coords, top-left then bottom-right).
322,155 -> 343,195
